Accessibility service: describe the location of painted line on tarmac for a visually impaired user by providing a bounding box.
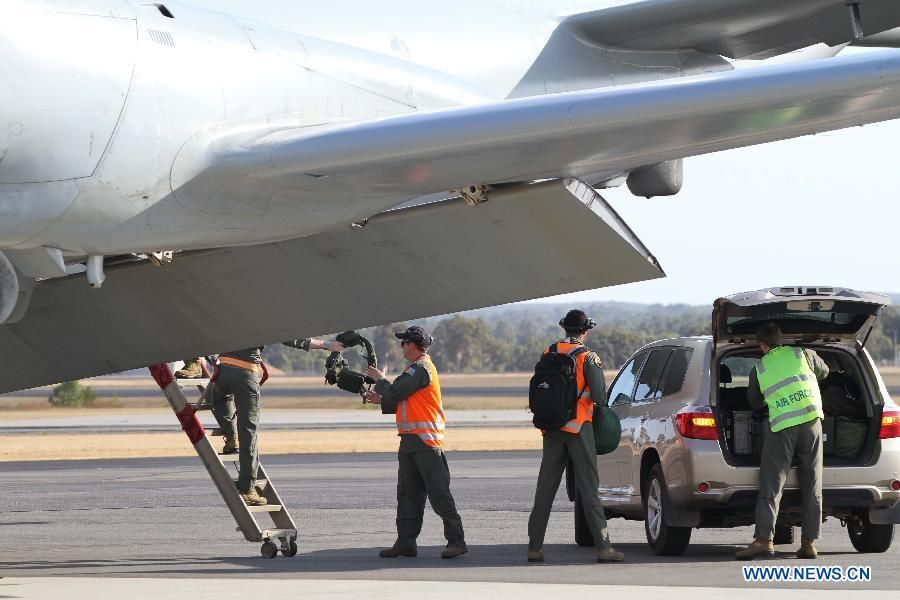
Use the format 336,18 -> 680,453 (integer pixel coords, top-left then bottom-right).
1,578 -> 892,600
0,420 -> 530,435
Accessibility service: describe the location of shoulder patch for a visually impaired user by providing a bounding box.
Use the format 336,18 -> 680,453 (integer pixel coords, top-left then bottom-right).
404,366 -> 417,376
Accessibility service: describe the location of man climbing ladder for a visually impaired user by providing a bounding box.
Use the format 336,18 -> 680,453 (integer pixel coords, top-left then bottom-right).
176,337 -> 342,505
149,362 -> 300,558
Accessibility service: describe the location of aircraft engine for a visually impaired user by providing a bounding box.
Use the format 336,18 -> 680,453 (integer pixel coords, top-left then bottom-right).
0,250 -> 19,324
626,159 -> 683,198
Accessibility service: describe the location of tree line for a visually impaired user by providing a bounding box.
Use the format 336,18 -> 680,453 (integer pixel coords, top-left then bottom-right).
261,300 -> 900,375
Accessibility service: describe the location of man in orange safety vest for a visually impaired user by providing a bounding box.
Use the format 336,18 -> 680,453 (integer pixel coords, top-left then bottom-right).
364,325 -> 468,560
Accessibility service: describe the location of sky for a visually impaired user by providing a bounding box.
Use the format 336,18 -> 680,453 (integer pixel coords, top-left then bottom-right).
538,115 -> 900,306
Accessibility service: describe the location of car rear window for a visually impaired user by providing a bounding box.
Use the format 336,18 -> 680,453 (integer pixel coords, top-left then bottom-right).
659,348 -> 692,397
634,349 -> 671,401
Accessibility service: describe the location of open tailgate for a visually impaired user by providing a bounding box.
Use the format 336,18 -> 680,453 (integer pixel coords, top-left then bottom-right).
713,287 -> 889,350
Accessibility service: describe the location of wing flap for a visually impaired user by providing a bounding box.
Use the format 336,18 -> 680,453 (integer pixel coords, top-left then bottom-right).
565,0 -> 900,59
0,179 -> 662,393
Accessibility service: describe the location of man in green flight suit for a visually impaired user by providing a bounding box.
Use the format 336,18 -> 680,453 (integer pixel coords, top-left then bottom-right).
204,337 -> 342,506
363,325 -> 468,560
527,309 -> 623,564
735,321 -> 829,560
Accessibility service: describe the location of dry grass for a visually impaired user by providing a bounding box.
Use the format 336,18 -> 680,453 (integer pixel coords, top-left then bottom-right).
2,368 -> 895,415
4,368 -> 897,462
0,373 -> 559,412
880,367 -> 900,388
0,428 -> 542,462
0,373 -> 547,460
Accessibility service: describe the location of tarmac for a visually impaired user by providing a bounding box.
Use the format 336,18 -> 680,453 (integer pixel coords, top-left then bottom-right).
3,376 -> 898,598
2,452 -> 898,598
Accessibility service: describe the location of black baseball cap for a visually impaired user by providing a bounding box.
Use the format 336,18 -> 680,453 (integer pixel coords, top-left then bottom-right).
395,325 -> 433,348
559,309 -> 596,331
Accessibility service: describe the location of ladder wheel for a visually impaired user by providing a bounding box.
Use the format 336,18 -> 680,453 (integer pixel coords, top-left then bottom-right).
282,540 -> 298,557
260,541 -> 278,559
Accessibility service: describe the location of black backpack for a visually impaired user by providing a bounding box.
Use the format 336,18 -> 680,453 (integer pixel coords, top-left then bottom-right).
529,343 -> 588,430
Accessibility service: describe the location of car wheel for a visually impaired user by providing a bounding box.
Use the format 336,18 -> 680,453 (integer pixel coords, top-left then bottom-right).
848,511 -> 894,553
643,464 -> 691,556
574,488 -> 595,547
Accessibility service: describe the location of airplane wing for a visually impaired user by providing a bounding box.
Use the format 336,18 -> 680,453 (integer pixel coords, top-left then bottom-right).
0,179 -> 662,393
7,41 -> 900,391
173,49 -> 900,241
563,0 -> 900,59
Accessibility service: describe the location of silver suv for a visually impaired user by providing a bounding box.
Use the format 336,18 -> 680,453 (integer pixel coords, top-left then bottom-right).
573,287 -> 900,555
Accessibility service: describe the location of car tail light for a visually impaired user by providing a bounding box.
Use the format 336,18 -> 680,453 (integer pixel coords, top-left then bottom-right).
891,480 -> 900,492
697,482 -> 710,493
879,408 -> 900,439
675,410 -> 718,440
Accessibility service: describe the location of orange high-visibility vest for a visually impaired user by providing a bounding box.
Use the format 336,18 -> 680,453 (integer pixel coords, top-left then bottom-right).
544,341 -> 594,434
395,355 -> 446,448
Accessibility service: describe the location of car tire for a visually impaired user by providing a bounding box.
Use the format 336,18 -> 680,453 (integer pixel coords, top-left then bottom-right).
574,488 -> 595,547
848,511 -> 894,553
643,464 -> 691,556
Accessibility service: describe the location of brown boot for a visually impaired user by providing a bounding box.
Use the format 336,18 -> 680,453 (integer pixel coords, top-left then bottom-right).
596,546 -> 625,563
441,543 -> 468,559
527,549 -> 544,563
222,435 -> 237,455
735,539 -> 774,560
239,487 -> 267,506
175,358 -> 203,379
378,544 -> 417,558
796,540 -> 818,559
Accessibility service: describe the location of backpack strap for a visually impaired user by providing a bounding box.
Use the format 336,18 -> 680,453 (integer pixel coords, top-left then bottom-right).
569,346 -> 590,400
549,343 -> 559,354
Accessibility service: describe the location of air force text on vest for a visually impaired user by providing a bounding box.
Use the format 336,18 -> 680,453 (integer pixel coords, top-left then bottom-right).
775,388 -> 813,409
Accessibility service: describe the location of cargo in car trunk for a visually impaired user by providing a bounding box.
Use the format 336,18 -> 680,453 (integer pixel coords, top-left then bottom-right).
716,346 -> 878,467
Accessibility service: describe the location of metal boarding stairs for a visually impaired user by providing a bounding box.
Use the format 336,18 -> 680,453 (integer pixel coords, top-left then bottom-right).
148,362 -> 298,558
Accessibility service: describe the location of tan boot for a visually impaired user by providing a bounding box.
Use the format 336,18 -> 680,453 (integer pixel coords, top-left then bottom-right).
527,549 -> 544,563
239,487 -> 267,506
222,435 -> 238,455
735,539 -> 774,560
175,358 -> 203,379
796,540 -> 818,559
596,546 -> 625,563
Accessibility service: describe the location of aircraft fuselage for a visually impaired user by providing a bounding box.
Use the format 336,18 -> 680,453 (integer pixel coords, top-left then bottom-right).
4,0 -> 721,258
2,0 -> 504,256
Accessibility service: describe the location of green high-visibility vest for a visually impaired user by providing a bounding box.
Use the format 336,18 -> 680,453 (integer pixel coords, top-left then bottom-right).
756,346 -> 823,433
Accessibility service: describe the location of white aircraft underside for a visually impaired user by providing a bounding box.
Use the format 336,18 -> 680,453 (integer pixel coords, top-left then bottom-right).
2,0 -> 900,392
